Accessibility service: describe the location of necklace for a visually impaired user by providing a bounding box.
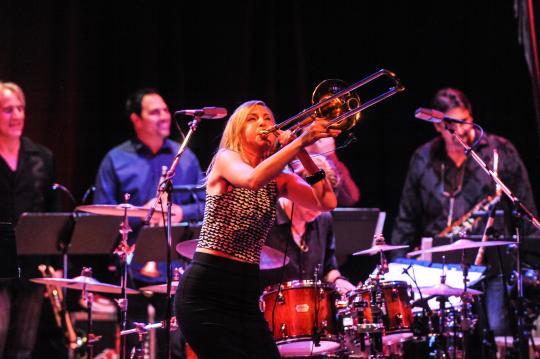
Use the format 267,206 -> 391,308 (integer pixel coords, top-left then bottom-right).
440,162 -> 466,227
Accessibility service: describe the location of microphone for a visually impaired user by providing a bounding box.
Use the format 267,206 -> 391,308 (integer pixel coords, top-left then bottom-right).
414,107 -> 467,124
81,185 -> 96,205
175,107 -> 227,119
52,182 -> 76,205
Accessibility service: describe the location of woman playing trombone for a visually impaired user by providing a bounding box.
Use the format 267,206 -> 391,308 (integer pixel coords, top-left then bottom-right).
175,100 -> 339,358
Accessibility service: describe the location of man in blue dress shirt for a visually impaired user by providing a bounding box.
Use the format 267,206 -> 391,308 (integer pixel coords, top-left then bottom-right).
94,88 -> 205,358
94,88 -> 205,223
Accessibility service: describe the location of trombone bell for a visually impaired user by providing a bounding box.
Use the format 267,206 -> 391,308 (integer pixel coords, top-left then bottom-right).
312,79 -> 361,131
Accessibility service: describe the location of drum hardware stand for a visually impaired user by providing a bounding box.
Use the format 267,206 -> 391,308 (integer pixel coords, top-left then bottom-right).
113,193 -> 135,359
120,318 -> 178,359
441,120 -> 540,359
433,295 -> 451,359
402,263 -> 435,338
475,202 -> 499,359
477,290 -> 497,359
144,113 -> 204,359
459,247 -> 479,359
504,209 -> 539,359
80,267 -> 101,359
368,283 -> 384,357
364,249 -> 389,357
431,257 -> 452,359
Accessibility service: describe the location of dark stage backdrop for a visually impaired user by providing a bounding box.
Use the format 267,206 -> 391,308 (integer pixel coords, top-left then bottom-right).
1,1 -> 539,238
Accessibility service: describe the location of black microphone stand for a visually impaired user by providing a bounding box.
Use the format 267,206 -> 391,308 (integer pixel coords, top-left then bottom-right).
312,264 -> 321,352
443,122 -> 540,359
144,114 -> 203,359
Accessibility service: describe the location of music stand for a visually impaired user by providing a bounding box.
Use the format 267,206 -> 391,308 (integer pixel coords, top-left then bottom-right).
69,213 -> 122,255
132,222 -> 201,264
331,208 -> 385,265
332,208 -> 385,284
15,212 -> 75,255
0,222 -> 18,278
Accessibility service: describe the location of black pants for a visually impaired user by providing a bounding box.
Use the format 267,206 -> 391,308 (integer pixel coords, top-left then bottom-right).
175,252 -> 280,359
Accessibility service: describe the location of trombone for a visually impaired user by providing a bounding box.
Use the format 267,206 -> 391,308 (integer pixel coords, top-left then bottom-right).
259,68 -> 405,136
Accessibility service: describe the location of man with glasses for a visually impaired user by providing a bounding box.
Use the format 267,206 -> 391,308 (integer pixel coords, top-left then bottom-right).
390,88 -> 538,342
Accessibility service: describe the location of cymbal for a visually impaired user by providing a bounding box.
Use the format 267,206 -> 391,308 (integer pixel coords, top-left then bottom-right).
140,281 -> 180,294
76,204 -> 170,218
175,239 -> 290,270
353,244 -> 409,256
415,282 -> 482,297
31,276 -> 139,295
407,239 -> 514,257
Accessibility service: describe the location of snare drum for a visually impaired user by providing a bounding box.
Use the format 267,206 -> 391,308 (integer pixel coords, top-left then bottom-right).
345,281 -> 414,342
260,280 -> 340,357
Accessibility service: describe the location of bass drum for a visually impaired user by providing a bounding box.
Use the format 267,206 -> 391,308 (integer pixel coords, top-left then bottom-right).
260,280 -> 341,357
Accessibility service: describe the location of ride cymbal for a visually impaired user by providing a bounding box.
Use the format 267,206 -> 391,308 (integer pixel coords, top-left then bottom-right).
353,244 -> 409,256
31,276 -> 139,295
407,239 -> 513,257
76,204 -> 170,218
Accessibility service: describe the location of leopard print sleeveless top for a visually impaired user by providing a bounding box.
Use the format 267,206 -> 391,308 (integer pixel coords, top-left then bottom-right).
196,181 -> 278,264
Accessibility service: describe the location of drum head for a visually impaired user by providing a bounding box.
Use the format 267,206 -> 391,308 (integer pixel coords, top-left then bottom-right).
277,339 -> 341,357
383,331 -> 414,345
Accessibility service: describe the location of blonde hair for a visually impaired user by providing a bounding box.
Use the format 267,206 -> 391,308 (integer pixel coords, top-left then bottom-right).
0,82 -> 26,106
207,100 -> 274,174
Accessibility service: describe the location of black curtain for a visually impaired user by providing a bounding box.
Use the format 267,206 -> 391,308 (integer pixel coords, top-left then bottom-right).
0,0 -> 538,234
515,0 -> 540,142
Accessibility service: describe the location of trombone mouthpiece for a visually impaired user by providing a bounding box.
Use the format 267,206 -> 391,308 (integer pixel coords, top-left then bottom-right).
258,126 -> 276,136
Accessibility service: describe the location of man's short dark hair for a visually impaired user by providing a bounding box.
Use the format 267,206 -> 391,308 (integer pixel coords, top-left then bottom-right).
431,87 -> 472,114
125,88 -> 159,118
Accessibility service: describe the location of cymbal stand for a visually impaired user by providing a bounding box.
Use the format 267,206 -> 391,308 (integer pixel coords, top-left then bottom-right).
113,193 -> 134,359
81,267 -> 101,359
510,211 -> 532,359
444,122 -> 540,359
459,249 -> 475,359
366,250 -> 387,356
433,257 -> 450,359
144,113 -> 203,359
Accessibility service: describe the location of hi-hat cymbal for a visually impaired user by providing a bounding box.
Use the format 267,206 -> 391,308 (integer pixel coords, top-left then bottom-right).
353,244 -> 409,256
76,204 -> 170,218
175,239 -> 289,270
140,281 -> 180,294
415,282 -> 483,297
31,276 -> 139,295
407,239 -> 514,257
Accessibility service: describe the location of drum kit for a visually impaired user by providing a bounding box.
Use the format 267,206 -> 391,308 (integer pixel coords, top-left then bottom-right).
28,201 -> 518,359
257,235 -> 515,359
